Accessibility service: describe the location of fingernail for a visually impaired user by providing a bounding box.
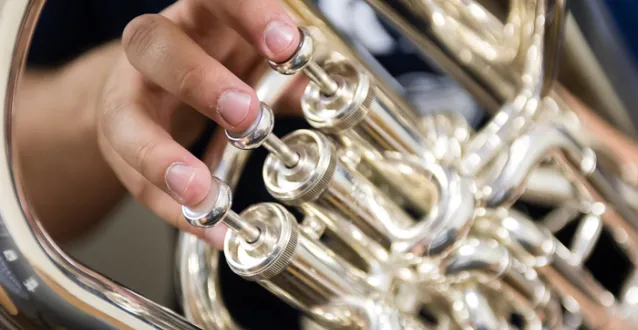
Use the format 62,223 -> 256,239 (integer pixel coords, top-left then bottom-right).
264,20 -> 297,58
165,163 -> 196,202
217,90 -> 252,128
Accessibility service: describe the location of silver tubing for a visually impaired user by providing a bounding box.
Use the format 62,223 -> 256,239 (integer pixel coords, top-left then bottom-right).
177,131 -> 251,330
0,0 -> 200,328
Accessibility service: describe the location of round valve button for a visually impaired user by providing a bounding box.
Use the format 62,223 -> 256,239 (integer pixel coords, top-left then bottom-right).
182,177 -> 232,228
269,27 -> 315,75
226,103 -> 275,150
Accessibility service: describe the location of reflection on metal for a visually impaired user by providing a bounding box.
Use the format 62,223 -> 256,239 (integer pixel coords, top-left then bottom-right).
1,0 -> 638,329
0,0 -> 203,328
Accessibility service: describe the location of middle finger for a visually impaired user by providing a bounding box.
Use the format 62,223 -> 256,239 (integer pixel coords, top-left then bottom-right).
122,14 -> 260,132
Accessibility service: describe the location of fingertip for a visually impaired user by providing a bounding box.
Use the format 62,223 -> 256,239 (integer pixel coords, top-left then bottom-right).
263,20 -> 300,63
204,225 -> 228,251
216,89 -> 260,133
165,161 -> 212,206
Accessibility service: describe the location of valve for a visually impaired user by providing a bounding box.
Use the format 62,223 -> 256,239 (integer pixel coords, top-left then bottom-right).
270,27 -> 429,157
270,27 -> 440,217
224,102 -> 414,250
182,177 -> 261,243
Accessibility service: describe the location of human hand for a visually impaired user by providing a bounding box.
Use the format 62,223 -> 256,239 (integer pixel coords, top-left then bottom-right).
97,0 -> 301,249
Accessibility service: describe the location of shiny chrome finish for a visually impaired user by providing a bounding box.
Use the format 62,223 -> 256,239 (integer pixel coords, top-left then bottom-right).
0,0 -> 202,328
178,129 -> 249,330
482,122 -> 638,256
182,177 -> 232,228
226,103 -> 300,167
178,0 -> 638,327
362,0 -> 564,112
301,59 -> 430,157
183,177 -> 261,243
3,0 -> 638,329
263,129 -> 412,249
473,208 -> 634,328
286,24 -> 442,215
225,203 -> 422,330
440,238 -> 562,329
270,27 -> 340,96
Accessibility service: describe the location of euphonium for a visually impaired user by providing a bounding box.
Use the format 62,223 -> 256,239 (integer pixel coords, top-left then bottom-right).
1,0 -> 638,329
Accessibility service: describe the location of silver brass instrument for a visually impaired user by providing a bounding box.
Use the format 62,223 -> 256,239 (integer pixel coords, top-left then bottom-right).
2,0 -> 638,329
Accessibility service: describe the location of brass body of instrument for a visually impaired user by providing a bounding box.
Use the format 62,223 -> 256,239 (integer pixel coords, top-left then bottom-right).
1,0 -> 638,329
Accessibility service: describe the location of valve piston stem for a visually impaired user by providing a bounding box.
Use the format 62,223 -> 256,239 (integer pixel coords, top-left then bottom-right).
226,103 -> 300,168
263,134 -> 300,168
304,62 -> 339,96
224,211 -> 261,243
182,177 -> 262,244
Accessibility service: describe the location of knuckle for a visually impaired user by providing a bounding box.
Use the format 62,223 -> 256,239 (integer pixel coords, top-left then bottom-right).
133,138 -> 159,180
99,94 -> 131,138
122,14 -> 163,58
176,64 -> 207,102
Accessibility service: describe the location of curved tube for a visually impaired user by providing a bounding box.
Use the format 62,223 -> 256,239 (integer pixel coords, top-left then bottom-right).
442,238 -> 562,329
177,234 -> 237,330
319,297 -> 430,330
482,122 -> 638,256
415,160 -> 477,257
382,155 -> 478,257
176,130 -> 251,330
417,279 -> 505,330
364,0 -> 563,112
472,209 -> 556,268
456,285 -> 507,330
482,123 -> 592,207
366,0 -> 560,180
475,209 -> 634,329
0,0 -> 201,328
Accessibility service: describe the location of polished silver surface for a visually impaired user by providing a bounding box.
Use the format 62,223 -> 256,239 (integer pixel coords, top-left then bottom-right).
178,0 -> 638,327
270,27 -> 340,96
183,177 -> 261,243
302,59 -> 432,158
178,129 -> 249,330
263,129 -> 338,205
182,177 -> 232,228
441,238 -> 562,329
3,0 -> 638,329
0,0 -> 202,328
295,31 -> 442,216
226,103 -> 300,167
226,203 -> 388,329
473,207 -> 629,328
225,203 -> 299,281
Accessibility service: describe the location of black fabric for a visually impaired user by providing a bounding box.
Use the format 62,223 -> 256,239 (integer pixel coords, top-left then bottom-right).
28,0 -> 172,67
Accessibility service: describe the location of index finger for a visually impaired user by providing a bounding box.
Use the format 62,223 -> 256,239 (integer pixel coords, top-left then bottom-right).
195,0 -> 301,62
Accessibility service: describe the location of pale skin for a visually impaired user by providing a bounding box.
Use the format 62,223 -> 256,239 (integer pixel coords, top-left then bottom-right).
13,0 -> 638,251
15,0 -> 302,249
